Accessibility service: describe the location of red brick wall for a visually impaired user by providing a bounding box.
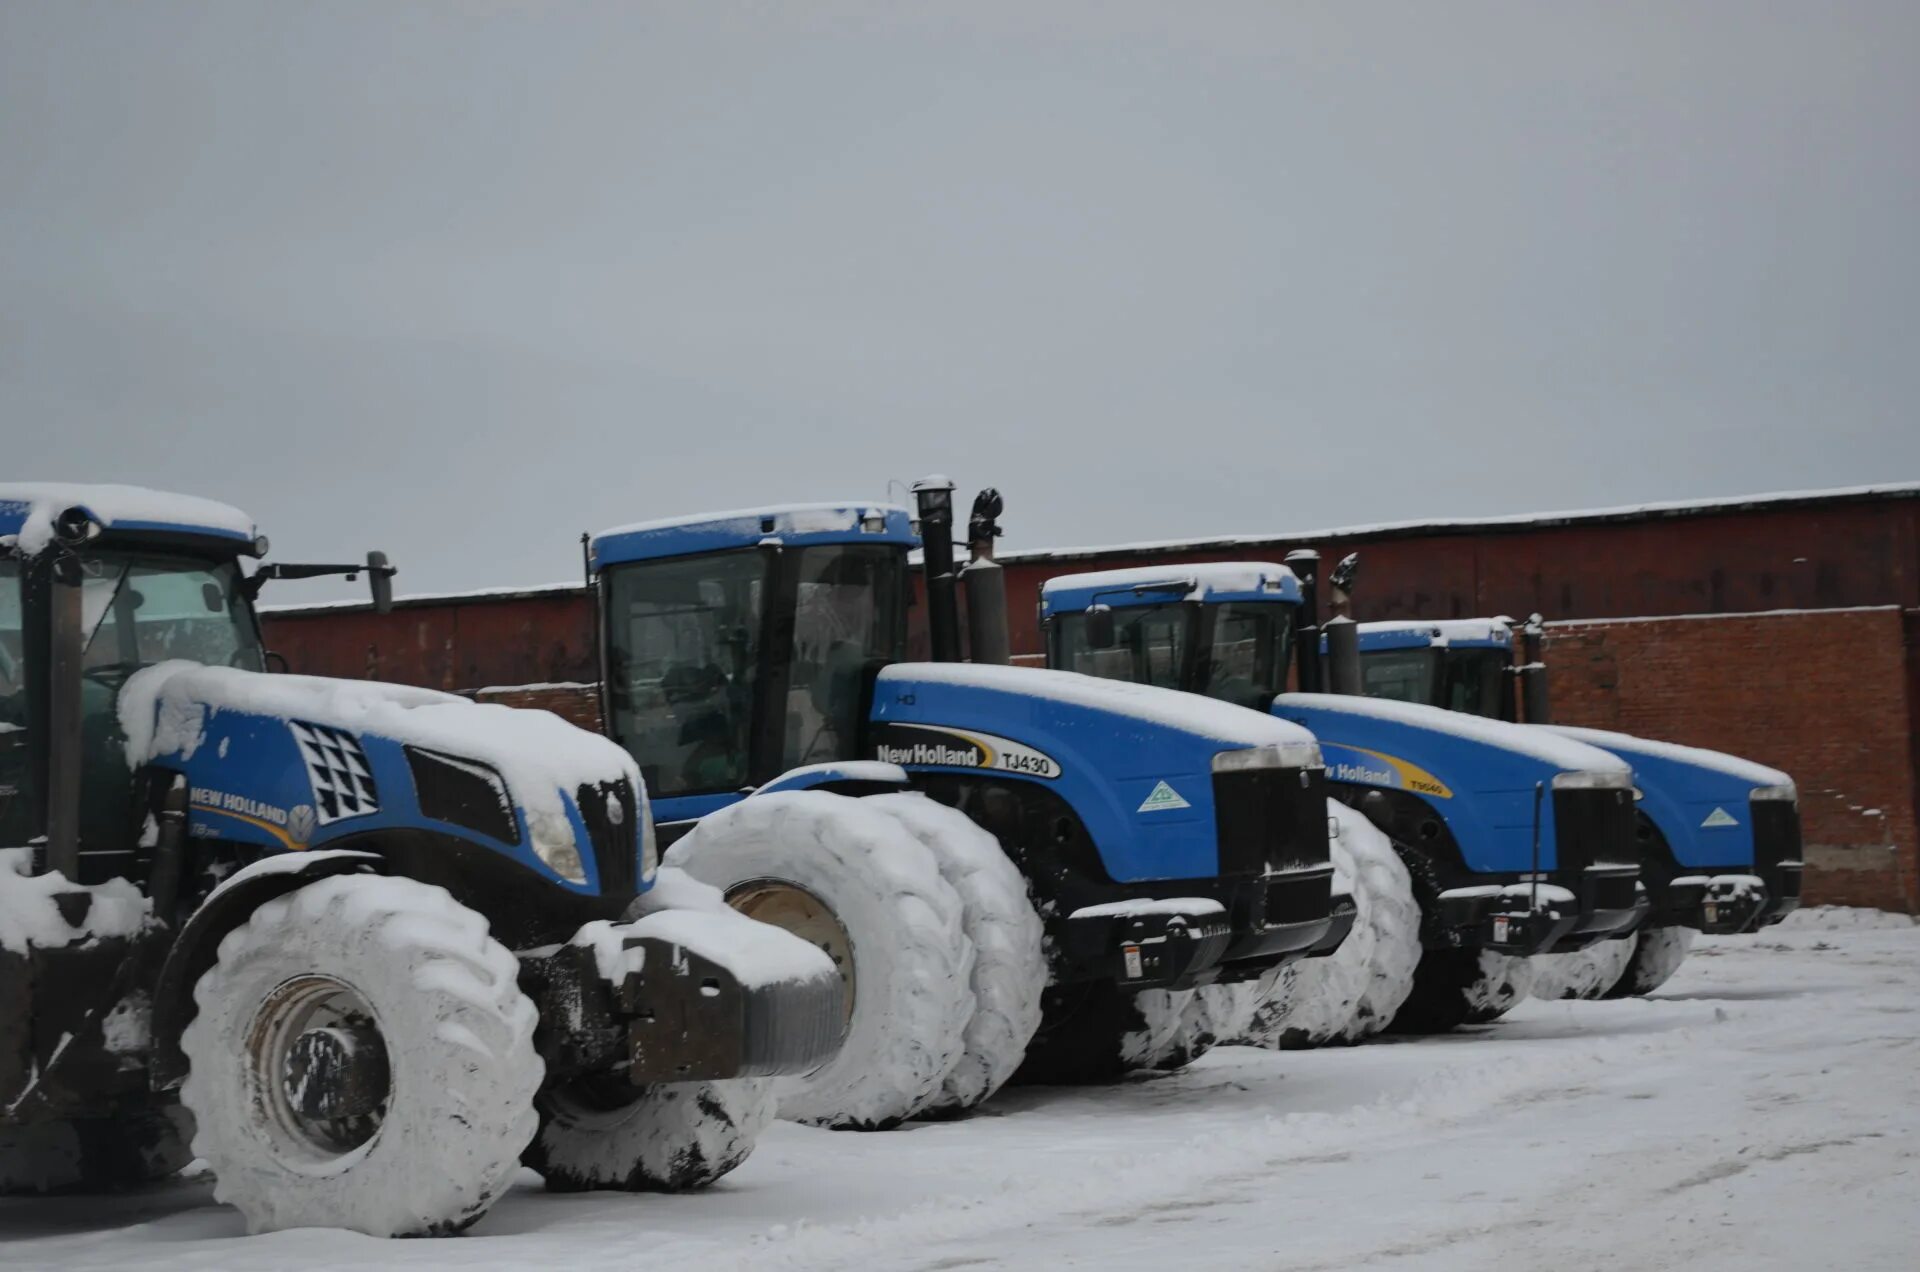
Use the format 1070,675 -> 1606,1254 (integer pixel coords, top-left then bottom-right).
471,682 -> 604,732
996,496 -> 1920,656
1545,608 -> 1919,913
267,590 -> 594,690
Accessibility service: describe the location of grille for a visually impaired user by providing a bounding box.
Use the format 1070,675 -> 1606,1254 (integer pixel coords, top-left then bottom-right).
1750,799 -> 1805,901
1552,786 -> 1637,873
576,779 -> 640,899
1212,764 -> 1332,877
406,748 -> 519,845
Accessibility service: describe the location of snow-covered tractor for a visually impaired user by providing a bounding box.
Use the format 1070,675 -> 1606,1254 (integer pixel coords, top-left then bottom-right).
0,485 -> 843,1236
586,480 -> 1353,1129
1040,554 -> 1649,1039
1342,614 -> 1803,999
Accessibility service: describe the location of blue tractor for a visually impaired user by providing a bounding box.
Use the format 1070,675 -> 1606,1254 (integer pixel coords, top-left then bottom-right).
1348,613 -> 1802,995
584,480 -> 1352,1125
1,484 -> 841,1235
1040,554 -> 1648,1034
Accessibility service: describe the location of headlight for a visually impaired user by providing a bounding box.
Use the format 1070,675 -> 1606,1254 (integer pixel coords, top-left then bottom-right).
1212,741 -> 1324,773
1750,783 -> 1798,804
528,808 -> 588,884
1551,768 -> 1633,791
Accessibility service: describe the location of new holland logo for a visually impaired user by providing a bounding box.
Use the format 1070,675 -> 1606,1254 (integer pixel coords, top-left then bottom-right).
1137,781 -> 1191,813
1701,807 -> 1740,829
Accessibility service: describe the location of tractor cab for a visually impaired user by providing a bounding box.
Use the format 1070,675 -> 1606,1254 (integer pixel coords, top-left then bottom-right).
590,502 -> 918,823
1042,564 -> 1301,711
1,485 -> 393,883
1350,620 -> 1519,721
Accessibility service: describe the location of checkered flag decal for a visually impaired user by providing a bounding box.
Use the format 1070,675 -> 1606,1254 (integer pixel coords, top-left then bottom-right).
290,721 -> 381,826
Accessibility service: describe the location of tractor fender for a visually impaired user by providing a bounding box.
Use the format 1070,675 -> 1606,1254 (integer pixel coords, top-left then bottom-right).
752,760 -> 912,798
148,850 -> 383,1092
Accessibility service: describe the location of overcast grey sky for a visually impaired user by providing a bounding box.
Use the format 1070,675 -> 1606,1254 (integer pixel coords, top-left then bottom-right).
4,2 -> 1916,603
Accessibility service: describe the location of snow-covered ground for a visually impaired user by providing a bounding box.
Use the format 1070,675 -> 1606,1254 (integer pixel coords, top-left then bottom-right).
8,908 -> 1917,1271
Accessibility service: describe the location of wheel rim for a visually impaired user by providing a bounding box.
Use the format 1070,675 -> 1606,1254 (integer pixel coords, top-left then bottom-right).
725,879 -> 856,1026
246,974 -> 392,1162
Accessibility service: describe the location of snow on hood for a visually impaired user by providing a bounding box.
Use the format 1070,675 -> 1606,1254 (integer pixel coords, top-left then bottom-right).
1543,725 -> 1792,791
0,482 -> 257,556
1278,692 -> 1630,776
887,663 -> 1322,758
119,662 -> 646,838
0,848 -> 150,955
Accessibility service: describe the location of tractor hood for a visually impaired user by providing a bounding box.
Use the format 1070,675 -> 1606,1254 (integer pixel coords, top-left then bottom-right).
1273,692 -> 1631,874
870,663 -> 1321,882
1545,725 -> 1793,869
118,662 -> 652,894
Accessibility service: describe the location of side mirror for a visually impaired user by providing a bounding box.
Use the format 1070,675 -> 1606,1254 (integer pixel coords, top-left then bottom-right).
1085,604 -> 1116,650
367,551 -> 395,615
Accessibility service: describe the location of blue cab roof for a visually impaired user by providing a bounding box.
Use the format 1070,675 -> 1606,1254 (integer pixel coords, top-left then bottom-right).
1352,619 -> 1515,653
1039,562 -> 1301,618
0,483 -> 258,555
590,502 -> 916,570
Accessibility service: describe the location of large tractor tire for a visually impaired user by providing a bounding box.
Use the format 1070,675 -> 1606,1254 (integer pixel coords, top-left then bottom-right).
666,792 -> 976,1130
864,793 -> 1046,1118
1014,984 -> 1195,1085
1387,947 -> 1537,1034
0,1103 -> 193,1195
1532,934 -> 1640,1001
1602,926 -> 1696,998
1151,981 -> 1262,1070
180,875 -> 543,1237
524,1076 -> 775,1192
1248,802 -> 1421,1049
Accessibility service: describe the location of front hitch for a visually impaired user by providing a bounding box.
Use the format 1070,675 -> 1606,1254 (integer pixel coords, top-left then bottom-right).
521,914 -> 845,1087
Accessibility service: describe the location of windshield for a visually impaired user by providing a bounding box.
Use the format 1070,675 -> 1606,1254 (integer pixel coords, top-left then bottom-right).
1359,648 -> 1439,706
1,559 -> 28,845
603,551 -> 765,798
1052,603 -> 1190,689
782,545 -> 906,769
80,552 -> 263,677
1201,602 -> 1292,709
1440,648 -> 1512,720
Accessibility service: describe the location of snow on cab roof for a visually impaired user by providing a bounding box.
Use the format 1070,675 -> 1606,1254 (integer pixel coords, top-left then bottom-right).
1040,562 -> 1301,614
591,502 -> 917,567
1357,618 -> 1514,648
0,483 -> 257,556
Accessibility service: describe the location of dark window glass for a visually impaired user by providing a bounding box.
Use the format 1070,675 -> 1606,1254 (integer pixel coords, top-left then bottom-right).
781,545 -> 906,769
1054,603 -> 1190,690
0,559 -> 30,845
1201,602 -> 1292,709
1359,648 -> 1440,706
1441,649 -> 1512,720
603,553 -> 764,797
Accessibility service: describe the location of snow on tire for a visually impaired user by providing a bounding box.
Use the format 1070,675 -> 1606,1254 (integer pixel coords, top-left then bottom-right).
0,1103 -> 193,1195
666,791 -> 975,1130
524,1076 -> 775,1192
1152,981 -> 1261,1070
180,875 -> 542,1237
863,793 -> 1045,1118
1247,802 -> 1421,1048
1389,947 -> 1537,1034
1603,926 -> 1696,998
1532,934 -> 1639,1001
